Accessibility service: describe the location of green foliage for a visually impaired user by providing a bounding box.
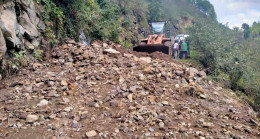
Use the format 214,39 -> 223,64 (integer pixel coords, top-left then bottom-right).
189,0 -> 217,20
189,18 -> 260,113
242,23 -> 250,39
147,0 -> 163,21
41,0 -> 64,44
11,51 -> 28,68
251,22 -> 260,39
13,51 -> 24,61
189,19 -> 245,89
42,0 -> 123,43
33,49 -> 44,61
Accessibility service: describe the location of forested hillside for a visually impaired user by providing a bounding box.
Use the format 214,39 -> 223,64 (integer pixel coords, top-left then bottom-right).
39,0 -> 216,47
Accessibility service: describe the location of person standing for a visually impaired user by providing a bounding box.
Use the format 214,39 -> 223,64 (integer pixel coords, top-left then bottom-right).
180,40 -> 188,59
178,39 -> 183,58
173,41 -> 179,59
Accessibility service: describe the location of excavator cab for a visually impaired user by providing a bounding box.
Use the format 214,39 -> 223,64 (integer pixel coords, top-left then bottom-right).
151,21 -> 165,34
133,21 -> 172,55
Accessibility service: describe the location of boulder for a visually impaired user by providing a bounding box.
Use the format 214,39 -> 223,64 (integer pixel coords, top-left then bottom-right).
139,57 -> 152,64
24,39 -> 35,50
103,48 -> 120,58
19,0 -> 33,8
175,70 -> 184,76
188,67 -> 199,77
0,29 -> 6,57
37,99 -> 49,107
0,3 -> 17,47
199,71 -> 207,77
86,130 -> 97,138
20,11 -> 39,40
26,114 -> 39,123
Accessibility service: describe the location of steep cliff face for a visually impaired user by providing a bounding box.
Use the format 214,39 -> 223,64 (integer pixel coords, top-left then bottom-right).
0,0 -> 44,58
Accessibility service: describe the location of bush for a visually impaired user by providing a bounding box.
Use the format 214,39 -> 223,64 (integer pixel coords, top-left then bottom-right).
189,19 -> 245,89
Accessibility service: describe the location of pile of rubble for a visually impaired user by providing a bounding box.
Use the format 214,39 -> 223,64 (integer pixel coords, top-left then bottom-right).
0,40 -> 259,138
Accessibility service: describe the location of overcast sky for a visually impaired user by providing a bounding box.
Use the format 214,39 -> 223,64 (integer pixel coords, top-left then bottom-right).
208,0 -> 260,28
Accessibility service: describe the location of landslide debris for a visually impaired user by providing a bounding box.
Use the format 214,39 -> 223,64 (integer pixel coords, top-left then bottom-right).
0,40 -> 259,139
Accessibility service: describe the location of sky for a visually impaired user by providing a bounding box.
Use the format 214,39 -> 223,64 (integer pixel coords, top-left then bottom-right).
208,0 -> 260,28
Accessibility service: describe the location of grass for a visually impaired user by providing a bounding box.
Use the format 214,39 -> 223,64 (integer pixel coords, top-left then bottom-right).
178,49 -> 203,68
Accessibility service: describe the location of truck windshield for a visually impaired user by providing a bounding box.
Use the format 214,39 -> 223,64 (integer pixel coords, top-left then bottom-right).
151,22 -> 165,34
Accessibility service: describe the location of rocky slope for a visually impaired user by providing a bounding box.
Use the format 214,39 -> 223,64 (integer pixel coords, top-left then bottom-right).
0,40 -> 259,139
0,0 -> 44,75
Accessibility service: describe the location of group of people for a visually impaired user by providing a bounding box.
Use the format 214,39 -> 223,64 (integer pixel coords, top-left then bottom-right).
172,40 -> 190,59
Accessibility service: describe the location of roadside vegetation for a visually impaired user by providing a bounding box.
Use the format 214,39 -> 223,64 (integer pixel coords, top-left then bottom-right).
189,15 -> 260,113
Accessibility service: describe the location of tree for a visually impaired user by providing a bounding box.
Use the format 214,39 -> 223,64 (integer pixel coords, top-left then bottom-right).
189,0 -> 217,20
251,22 -> 260,39
242,23 -> 250,39
147,0 -> 163,21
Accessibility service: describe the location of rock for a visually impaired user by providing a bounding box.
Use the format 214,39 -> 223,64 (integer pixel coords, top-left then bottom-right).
199,71 -> 207,77
189,67 -> 199,77
139,57 -> 152,64
0,29 -> 6,57
0,4 -> 17,47
94,103 -> 100,108
175,84 -> 180,88
33,63 -> 43,70
26,115 -> 39,123
179,127 -> 187,133
37,99 -> 49,107
66,39 -> 76,44
143,67 -> 152,74
24,39 -> 35,50
175,70 -> 184,76
18,112 -> 27,119
20,11 -> 39,39
144,132 -> 151,136
148,95 -> 155,102
61,80 -> 68,86
127,94 -> 133,102
119,76 -> 125,84
110,100 -> 119,107
103,48 -> 120,58
159,122 -> 165,128
47,90 -> 58,97
199,94 -> 207,99
162,101 -> 169,105
71,121 -> 78,128
139,74 -> 145,81
49,114 -> 56,119
123,53 -> 133,58
103,43 -> 108,47
129,86 -> 137,93
86,130 -> 97,138
202,122 -> 214,128
64,107 -> 73,112
149,128 -> 154,132
69,83 -> 78,90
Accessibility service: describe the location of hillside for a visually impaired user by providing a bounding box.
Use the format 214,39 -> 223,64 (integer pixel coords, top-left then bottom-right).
0,40 -> 259,138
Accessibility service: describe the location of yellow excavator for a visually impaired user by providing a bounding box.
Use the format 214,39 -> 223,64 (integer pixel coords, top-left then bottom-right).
133,21 -> 172,55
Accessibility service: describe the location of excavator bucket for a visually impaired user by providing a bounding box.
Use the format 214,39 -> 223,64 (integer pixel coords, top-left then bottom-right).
133,44 -> 171,55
